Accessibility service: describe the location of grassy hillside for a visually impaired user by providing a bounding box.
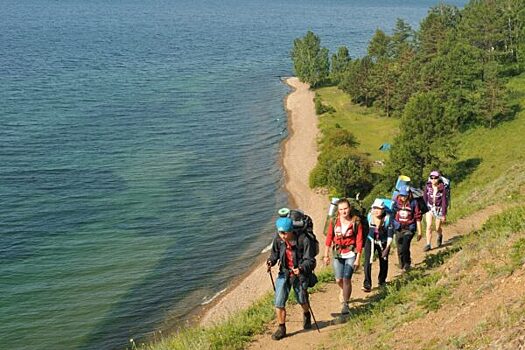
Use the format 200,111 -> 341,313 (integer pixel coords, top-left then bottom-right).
316,74 -> 525,219
315,74 -> 525,350
325,205 -> 525,350
447,74 -> 525,221
315,87 -> 400,171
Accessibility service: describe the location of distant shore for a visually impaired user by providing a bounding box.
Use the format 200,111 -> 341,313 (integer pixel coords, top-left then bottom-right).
198,77 -> 327,326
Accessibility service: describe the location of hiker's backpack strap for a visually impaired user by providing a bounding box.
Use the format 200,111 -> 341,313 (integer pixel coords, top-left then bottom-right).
352,216 -> 361,236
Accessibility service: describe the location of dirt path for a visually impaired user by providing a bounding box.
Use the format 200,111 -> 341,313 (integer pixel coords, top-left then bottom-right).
247,204 -> 506,350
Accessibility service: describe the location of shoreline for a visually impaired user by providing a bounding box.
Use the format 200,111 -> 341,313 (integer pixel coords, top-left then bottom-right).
197,77 -> 327,326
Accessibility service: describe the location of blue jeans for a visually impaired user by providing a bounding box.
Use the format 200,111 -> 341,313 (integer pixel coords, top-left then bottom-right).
274,272 -> 307,308
333,255 -> 356,279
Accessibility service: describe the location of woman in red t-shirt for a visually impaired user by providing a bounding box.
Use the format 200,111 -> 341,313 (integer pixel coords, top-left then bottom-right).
323,198 -> 363,315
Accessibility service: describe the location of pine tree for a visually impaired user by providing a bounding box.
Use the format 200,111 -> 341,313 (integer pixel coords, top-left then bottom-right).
385,92 -> 457,186
477,60 -> 510,127
326,154 -> 372,198
417,3 -> 462,63
339,56 -> 375,106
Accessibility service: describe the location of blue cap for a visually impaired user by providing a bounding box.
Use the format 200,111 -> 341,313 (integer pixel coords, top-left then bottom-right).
275,217 -> 293,232
398,185 -> 410,196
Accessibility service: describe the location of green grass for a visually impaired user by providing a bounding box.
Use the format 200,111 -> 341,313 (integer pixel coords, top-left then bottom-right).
315,86 -> 400,170
315,74 -> 525,218
140,294 -> 275,350
445,74 -> 525,221
329,205 -> 525,350
462,206 -> 525,277
139,268 -> 335,350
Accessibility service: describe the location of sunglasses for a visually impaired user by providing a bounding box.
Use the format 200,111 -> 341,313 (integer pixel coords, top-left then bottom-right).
430,176 -> 439,179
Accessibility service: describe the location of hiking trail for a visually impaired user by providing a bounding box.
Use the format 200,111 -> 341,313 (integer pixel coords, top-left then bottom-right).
247,204 -> 506,350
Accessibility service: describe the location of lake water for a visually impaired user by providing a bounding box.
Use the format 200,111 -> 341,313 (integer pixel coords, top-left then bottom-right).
0,0 -> 466,349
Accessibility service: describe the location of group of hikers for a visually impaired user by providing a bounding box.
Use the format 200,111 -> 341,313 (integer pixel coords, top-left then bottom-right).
266,170 -> 450,340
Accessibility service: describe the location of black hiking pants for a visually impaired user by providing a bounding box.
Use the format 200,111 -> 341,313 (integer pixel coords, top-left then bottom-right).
396,229 -> 415,269
363,238 -> 389,290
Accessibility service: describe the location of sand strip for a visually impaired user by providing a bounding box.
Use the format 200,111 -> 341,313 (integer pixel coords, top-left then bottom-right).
199,77 -> 326,326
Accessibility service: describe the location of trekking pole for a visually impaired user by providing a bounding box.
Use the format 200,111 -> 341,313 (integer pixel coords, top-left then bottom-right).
300,280 -> 320,333
268,269 -> 276,292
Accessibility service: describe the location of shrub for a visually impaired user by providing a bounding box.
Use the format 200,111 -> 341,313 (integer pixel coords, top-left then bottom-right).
314,94 -> 336,115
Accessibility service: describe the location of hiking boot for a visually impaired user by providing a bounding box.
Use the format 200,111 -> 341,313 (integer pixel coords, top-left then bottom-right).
437,234 -> 443,248
341,302 -> 350,315
378,280 -> 387,287
361,286 -> 371,293
403,264 -> 411,273
423,244 -> 431,252
303,312 -> 312,330
271,324 -> 286,340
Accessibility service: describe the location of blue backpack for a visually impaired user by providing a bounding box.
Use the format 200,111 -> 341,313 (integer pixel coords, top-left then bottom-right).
367,212 -> 391,229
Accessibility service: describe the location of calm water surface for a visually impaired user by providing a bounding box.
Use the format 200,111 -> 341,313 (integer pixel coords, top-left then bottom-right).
0,0 -> 466,349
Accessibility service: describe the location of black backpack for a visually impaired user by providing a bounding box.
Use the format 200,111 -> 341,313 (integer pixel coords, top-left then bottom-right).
288,209 -> 320,257
408,187 -> 430,215
287,209 -> 319,288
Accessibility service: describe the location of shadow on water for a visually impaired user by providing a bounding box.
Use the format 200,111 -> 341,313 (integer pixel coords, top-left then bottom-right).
77,228 -> 264,350
78,246 -> 186,350
77,183 -> 276,350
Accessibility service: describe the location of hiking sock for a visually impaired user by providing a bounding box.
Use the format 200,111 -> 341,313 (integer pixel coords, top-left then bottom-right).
303,311 -> 312,329
341,302 -> 350,315
272,323 -> 286,340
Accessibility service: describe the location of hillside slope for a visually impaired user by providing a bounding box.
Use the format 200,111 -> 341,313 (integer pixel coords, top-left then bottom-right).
143,75 -> 525,350
247,74 -> 525,350
247,205 -> 525,350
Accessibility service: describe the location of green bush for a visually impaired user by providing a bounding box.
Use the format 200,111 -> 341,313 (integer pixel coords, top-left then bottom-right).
323,128 -> 359,149
314,94 -> 336,115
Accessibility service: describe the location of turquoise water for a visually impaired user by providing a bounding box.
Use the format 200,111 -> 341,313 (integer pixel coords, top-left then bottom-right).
0,0 -> 466,349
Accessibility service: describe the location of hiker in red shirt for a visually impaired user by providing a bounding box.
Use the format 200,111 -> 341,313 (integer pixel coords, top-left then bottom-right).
323,198 -> 363,315
266,217 -> 316,340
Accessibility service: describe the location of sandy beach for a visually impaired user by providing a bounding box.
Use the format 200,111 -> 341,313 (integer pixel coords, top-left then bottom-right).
199,77 -> 326,326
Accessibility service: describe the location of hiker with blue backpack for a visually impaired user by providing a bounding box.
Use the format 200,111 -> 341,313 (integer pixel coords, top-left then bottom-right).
323,198 -> 363,315
423,170 -> 450,251
392,185 -> 423,272
266,214 -> 317,340
362,198 -> 394,292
